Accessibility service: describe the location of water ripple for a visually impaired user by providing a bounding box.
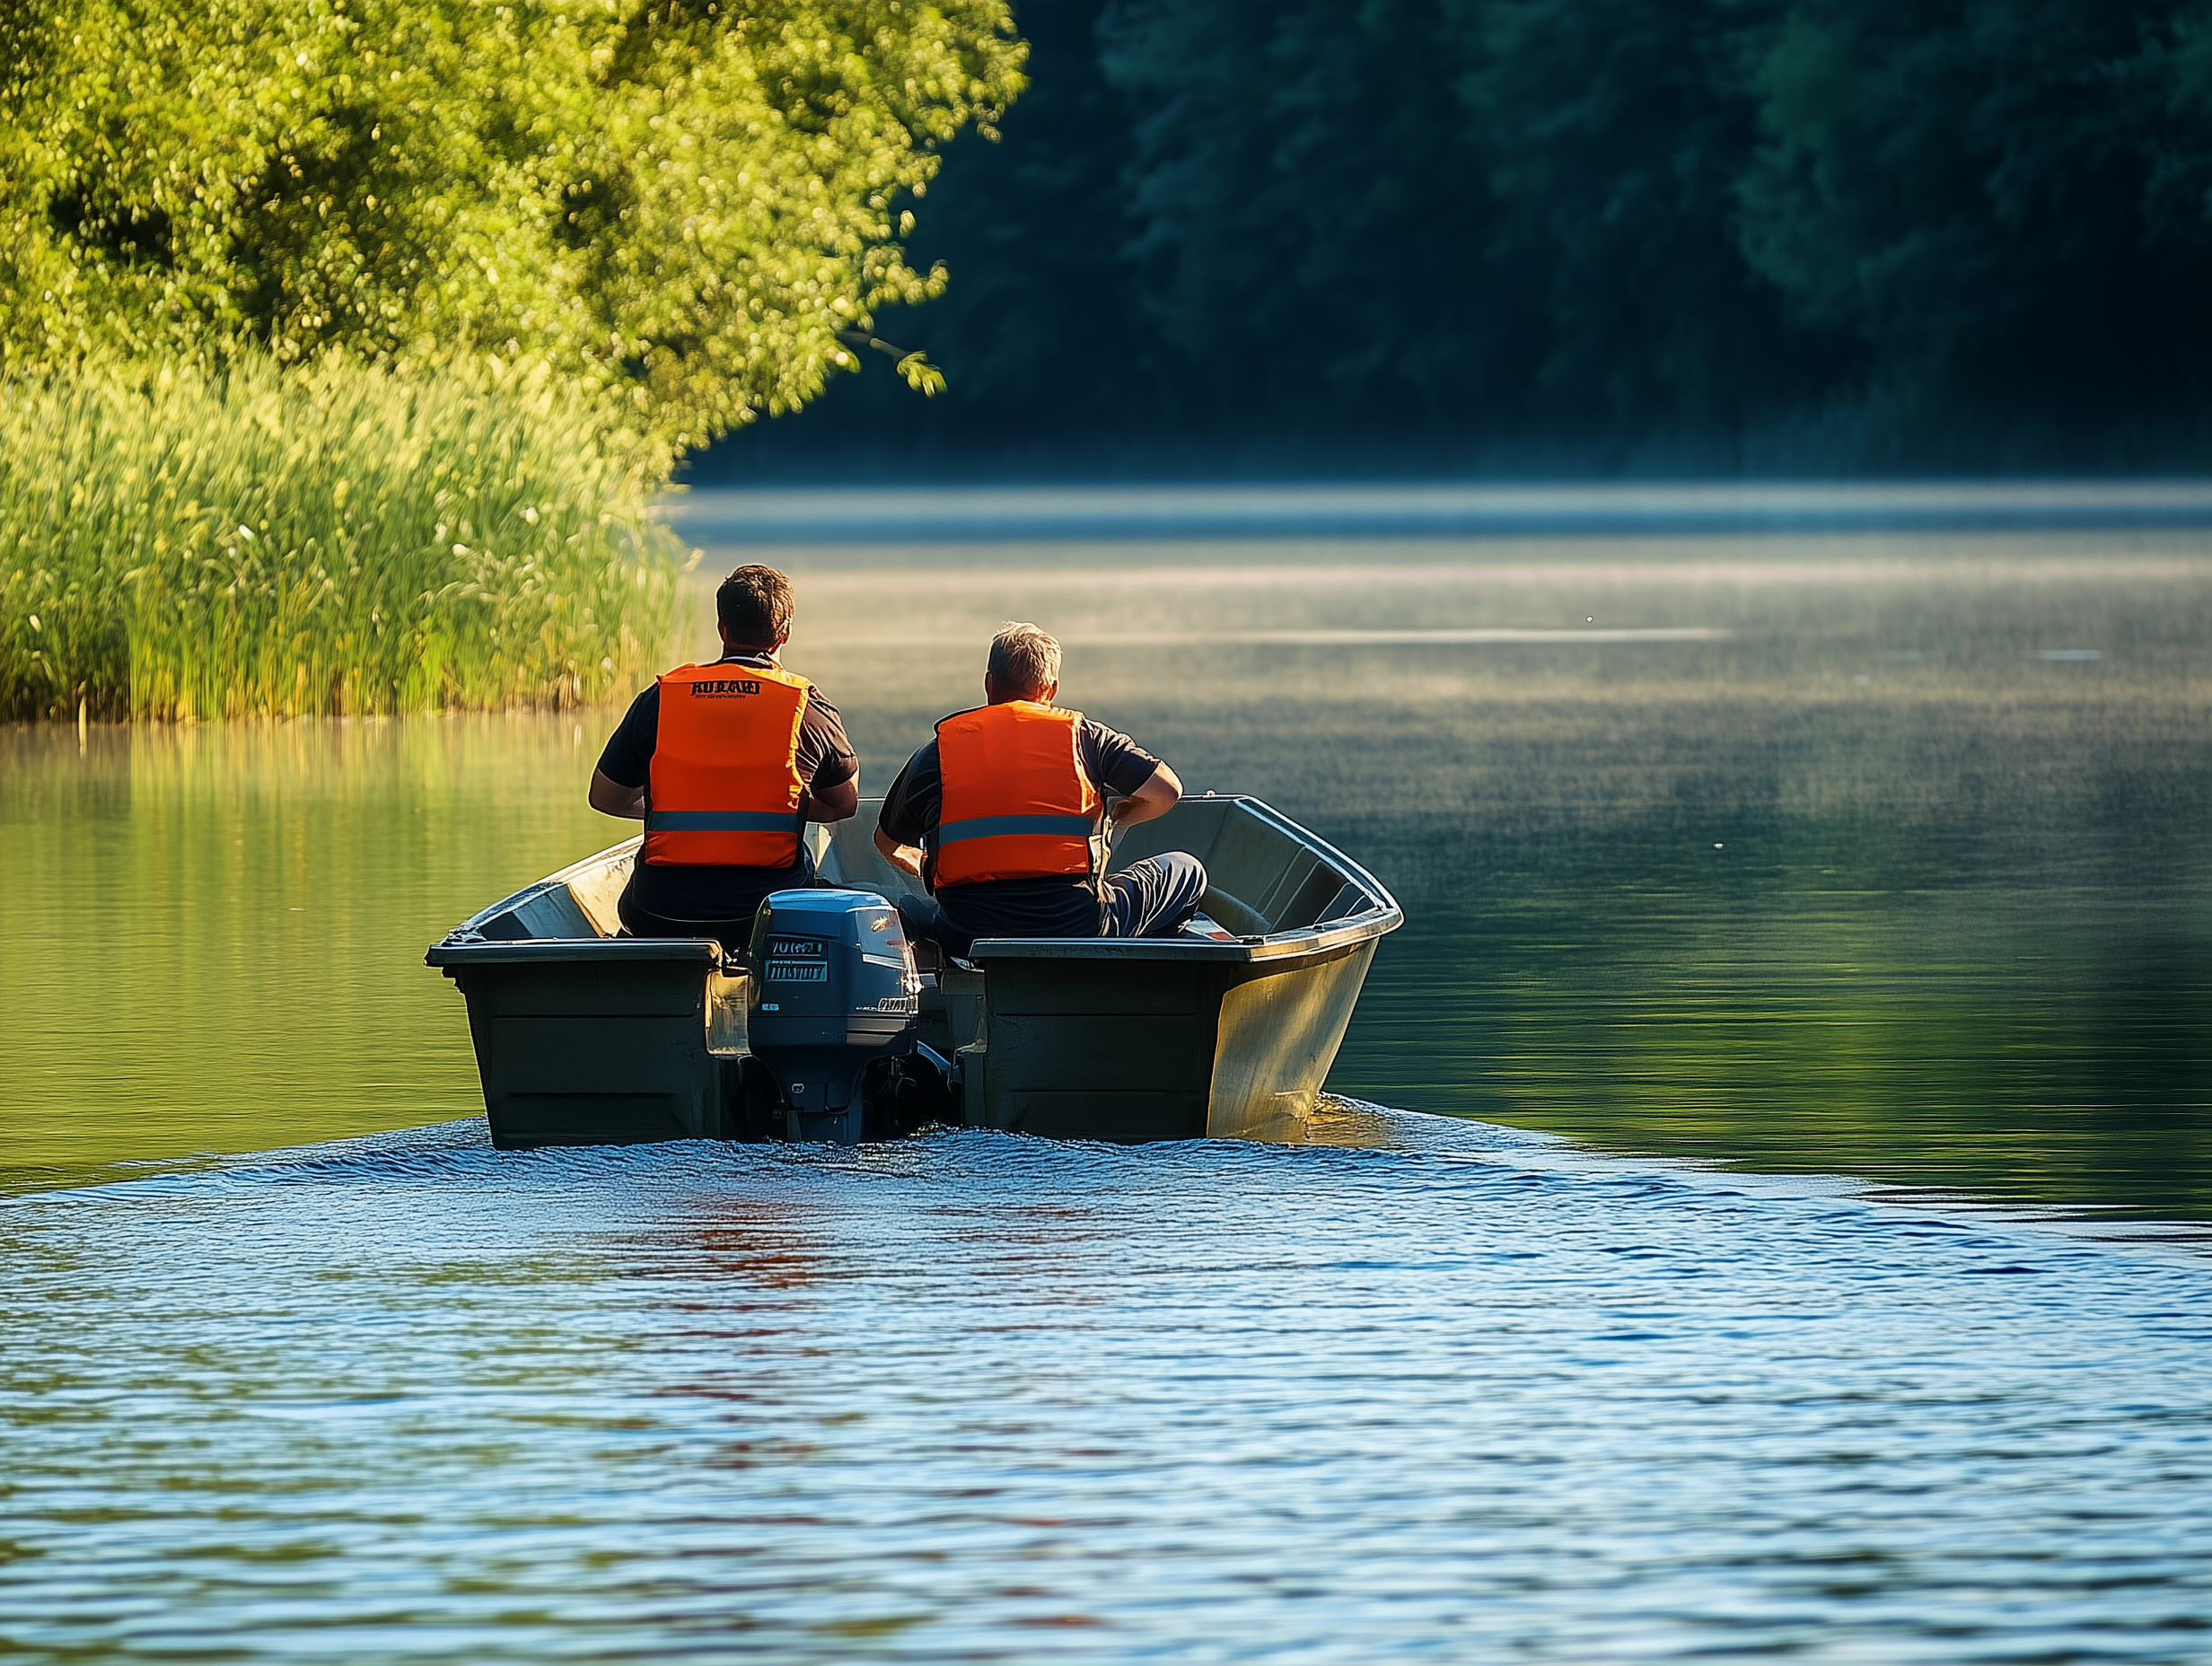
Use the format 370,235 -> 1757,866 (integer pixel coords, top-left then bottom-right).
4,1109 -> 2209,1662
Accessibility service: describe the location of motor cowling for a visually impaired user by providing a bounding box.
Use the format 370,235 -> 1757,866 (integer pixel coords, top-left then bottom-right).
746,889 -> 925,1142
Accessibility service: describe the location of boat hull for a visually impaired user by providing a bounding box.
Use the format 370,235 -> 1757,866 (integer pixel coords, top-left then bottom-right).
962,940 -> 1378,1143
436,940 -> 748,1148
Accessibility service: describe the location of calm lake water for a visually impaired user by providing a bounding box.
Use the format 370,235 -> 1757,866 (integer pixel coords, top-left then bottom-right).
4,513 -> 2211,1659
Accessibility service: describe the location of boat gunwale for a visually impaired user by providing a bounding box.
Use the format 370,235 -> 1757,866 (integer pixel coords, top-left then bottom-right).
425,836 -> 660,966
426,936 -> 721,966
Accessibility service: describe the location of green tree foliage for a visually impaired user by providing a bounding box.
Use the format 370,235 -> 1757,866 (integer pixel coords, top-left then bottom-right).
723,0 -> 2212,474
1460,0 -> 1846,429
1100,0 -> 1502,426
0,0 -> 1026,450
707,0 -> 1156,466
895,0 -> 1148,413
1734,0 -> 2212,409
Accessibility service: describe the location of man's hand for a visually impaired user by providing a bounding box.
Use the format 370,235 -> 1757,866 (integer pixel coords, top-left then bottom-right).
873,825 -> 926,879
589,768 -> 646,820
1105,762 -> 1183,836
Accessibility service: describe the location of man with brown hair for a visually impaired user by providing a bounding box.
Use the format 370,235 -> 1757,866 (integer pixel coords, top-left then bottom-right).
873,621 -> 1207,957
589,564 -> 859,943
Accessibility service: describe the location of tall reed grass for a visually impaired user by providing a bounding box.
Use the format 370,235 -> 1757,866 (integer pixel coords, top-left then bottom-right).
1,353 -> 681,721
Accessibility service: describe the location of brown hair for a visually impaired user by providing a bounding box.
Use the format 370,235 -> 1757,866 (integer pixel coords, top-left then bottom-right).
716,565 -> 794,646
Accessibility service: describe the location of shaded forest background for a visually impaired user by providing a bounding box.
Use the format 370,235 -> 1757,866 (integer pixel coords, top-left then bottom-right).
699,0 -> 2212,480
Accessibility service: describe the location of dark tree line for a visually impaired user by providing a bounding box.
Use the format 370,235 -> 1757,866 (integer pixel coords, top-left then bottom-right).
702,0 -> 2212,478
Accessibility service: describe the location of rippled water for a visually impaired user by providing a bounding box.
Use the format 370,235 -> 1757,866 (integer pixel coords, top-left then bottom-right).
7,1113 -> 2212,1662
4,513 -> 2211,1657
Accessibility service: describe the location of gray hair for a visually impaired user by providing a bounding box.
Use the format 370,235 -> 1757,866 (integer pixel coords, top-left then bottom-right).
988,621 -> 1061,697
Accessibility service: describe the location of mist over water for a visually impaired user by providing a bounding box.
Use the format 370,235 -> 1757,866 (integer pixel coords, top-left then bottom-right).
4,495 -> 2211,1658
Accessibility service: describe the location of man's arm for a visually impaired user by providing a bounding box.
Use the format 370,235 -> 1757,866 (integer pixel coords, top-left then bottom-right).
873,824 -> 926,878
803,776 -> 860,823
589,767 -> 646,820
872,745 -> 935,878
1106,762 -> 1182,834
590,688 -> 655,819
795,689 -> 861,823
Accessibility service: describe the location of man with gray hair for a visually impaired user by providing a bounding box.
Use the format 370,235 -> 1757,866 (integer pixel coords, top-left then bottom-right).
874,622 -> 1208,956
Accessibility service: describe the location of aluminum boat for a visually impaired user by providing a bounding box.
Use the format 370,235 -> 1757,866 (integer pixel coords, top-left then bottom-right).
426,793 -> 1402,1145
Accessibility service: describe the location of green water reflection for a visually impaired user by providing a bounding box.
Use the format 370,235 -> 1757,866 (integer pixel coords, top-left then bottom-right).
3,528 -> 2208,1218
1348,837 -> 2211,1216
0,717 -> 617,1189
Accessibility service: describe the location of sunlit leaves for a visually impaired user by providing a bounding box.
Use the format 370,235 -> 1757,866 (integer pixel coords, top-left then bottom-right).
895,349 -> 945,394
0,0 -> 1026,447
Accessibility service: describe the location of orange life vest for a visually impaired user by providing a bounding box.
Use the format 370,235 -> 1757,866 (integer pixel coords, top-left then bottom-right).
642,661 -> 812,867
932,701 -> 1102,887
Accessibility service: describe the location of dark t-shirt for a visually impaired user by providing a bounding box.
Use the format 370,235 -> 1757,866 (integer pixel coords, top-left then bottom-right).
597,652 -> 858,921
877,713 -> 1161,940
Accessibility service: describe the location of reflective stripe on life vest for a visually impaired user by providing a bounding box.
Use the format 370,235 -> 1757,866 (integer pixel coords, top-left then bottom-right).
932,701 -> 1100,887
642,662 -> 812,867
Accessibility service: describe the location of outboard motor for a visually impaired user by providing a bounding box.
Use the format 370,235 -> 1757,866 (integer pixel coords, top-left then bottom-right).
745,889 -> 941,1143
